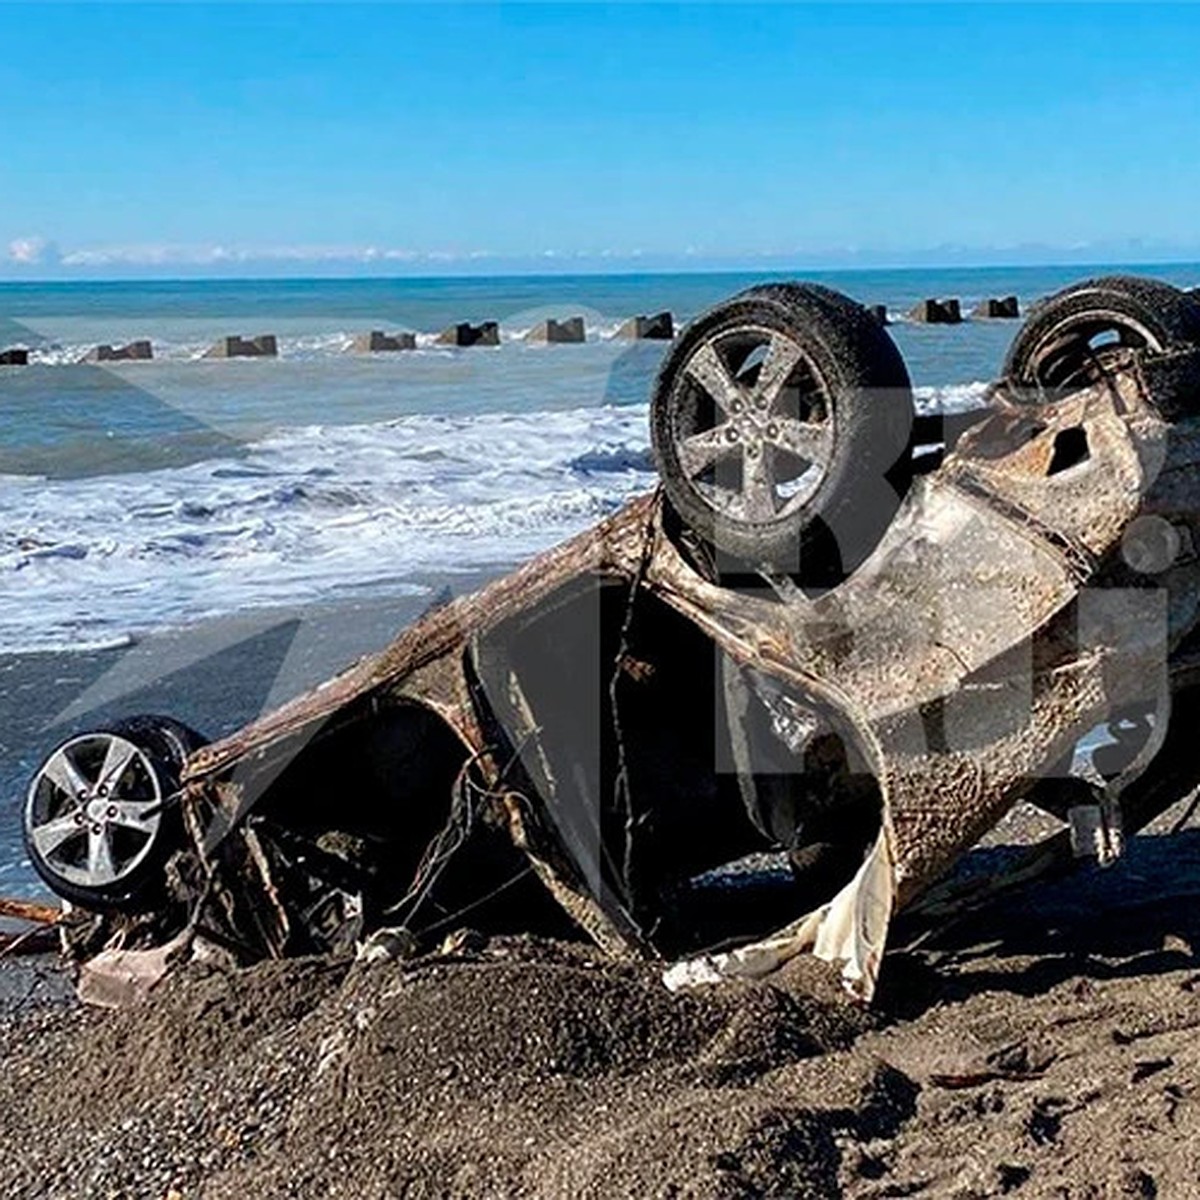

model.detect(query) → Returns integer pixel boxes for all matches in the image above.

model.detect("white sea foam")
[0,379,1000,653]
[19,322,637,366]
[28,333,372,365]
[913,381,991,413]
[2,632,137,657]
[0,405,657,652]
[593,319,628,341]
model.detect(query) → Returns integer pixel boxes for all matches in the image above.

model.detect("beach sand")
[0,811,1199,1196]
[4,571,1200,1196]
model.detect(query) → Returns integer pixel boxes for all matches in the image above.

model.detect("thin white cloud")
[26,236,1190,275]
[8,236,58,265]
[53,242,491,268]
[6,237,793,272]
[41,242,684,269]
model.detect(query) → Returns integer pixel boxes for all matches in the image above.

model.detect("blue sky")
[3,1,1200,276]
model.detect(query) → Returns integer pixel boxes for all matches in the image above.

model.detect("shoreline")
[0,568,506,895]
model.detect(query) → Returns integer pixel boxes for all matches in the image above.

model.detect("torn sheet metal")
[663,822,897,1001]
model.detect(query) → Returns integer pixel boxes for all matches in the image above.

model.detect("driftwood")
[0,898,60,925]
[0,897,61,960]
[0,926,59,958]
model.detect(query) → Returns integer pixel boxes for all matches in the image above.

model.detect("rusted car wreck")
[24,275,1200,1003]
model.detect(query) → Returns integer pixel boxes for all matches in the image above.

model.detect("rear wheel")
[24,715,205,908]
[1004,276,1200,399]
[650,283,913,580]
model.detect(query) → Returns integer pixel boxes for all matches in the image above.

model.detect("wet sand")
[5,573,1200,1195]
[0,569,502,894]
[2,813,1200,1197]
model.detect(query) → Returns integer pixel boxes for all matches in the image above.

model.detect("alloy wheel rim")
[25,733,163,890]
[669,325,836,524]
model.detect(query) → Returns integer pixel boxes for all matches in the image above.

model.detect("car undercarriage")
[23,275,1200,1005]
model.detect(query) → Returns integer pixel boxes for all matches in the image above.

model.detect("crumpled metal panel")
[169,358,1200,1001]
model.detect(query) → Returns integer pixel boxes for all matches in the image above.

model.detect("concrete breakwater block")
[525,317,585,344]
[435,321,500,348]
[908,298,962,325]
[203,335,279,359]
[866,304,890,326]
[0,347,29,365]
[972,296,1020,320]
[617,312,674,340]
[353,330,417,353]
[84,340,153,363]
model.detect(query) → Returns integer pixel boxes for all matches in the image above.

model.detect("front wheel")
[650,283,914,580]
[23,715,205,909]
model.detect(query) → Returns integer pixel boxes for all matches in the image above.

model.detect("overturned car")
[23,276,1200,1001]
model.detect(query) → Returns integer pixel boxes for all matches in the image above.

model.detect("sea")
[2,263,1197,892]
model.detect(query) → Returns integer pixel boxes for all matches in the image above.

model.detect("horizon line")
[4,254,1200,287]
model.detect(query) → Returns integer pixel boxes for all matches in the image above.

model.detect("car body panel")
[41,331,1200,1005]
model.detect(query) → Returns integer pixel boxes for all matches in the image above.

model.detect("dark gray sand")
[3,815,1200,1198]
[5,581,1200,1196]
[0,570,500,894]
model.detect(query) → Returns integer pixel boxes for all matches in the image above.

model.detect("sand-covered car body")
[29,278,1200,1002]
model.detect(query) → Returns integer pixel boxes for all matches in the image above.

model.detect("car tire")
[650,282,914,580]
[1003,275,1200,398]
[23,714,205,909]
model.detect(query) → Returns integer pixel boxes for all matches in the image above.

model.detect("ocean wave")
[0,405,657,652]
[17,321,638,366]
[1,632,137,657]
[913,381,991,413]
[1,375,999,652]
[569,446,657,474]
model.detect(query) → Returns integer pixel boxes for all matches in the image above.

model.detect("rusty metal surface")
[182,497,655,790]
[0,898,60,925]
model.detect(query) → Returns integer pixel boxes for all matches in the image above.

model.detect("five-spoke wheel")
[664,328,836,525]
[651,283,914,578]
[24,716,204,907]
